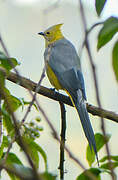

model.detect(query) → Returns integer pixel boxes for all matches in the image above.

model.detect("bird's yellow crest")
[38,24,64,47]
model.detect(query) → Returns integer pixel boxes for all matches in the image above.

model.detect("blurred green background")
[0,0,118,179]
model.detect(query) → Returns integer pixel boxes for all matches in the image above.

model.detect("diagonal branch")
[2,69,118,123]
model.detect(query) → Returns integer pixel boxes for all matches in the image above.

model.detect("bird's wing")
[56,68,86,101]
[44,38,81,72]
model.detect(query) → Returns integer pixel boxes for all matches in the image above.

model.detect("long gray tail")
[74,90,99,165]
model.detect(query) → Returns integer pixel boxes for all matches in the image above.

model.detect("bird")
[38,24,98,164]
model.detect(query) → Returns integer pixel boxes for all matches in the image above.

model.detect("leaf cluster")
[94,0,118,82]
[0,52,55,180]
[76,133,118,179]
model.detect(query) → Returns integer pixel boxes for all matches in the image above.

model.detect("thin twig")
[87,22,103,34]
[2,136,16,163]
[79,0,115,179]
[22,44,52,124]
[21,66,46,123]
[0,34,9,57]
[0,33,21,82]
[58,102,66,180]
[79,22,103,58]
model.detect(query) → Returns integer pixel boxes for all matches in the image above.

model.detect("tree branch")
[3,69,118,123]
[59,102,66,180]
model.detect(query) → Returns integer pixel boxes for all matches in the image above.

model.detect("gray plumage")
[44,38,98,163]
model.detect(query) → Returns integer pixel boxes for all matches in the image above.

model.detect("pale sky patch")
[12,0,118,18]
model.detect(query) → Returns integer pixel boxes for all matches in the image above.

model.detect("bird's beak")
[38,32,45,36]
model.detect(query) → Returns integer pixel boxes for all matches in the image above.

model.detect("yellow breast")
[46,63,63,90]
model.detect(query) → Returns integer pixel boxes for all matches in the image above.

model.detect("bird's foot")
[50,88,56,92]
[50,88,57,95]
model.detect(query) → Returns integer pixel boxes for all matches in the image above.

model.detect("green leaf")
[10,96,23,112]
[8,58,20,70]
[1,87,14,113]
[21,136,39,169]
[6,164,34,180]
[0,142,4,160]
[4,152,23,165]
[12,164,34,179]
[22,136,47,170]
[2,109,15,136]
[0,136,10,159]
[100,155,118,163]
[33,141,48,171]
[2,152,23,179]
[86,133,111,166]
[0,136,7,159]
[40,172,57,180]
[0,52,19,71]
[95,0,107,16]
[100,162,118,170]
[3,95,23,112]
[95,133,111,151]
[1,88,23,113]
[7,172,20,180]
[0,70,6,88]
[3,153,23,179]
[112,41,118,82]
[76,168,102,180]
[86,147,95,167]
[2,136,10,147]
[97,16,118,50]
[0,51,8,60]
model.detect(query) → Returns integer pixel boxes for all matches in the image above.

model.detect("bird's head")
[38,24,64,46]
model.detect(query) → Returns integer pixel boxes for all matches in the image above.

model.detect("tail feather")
[74,90,99,165]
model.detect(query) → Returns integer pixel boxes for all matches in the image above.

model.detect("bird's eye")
[46,32,50,34]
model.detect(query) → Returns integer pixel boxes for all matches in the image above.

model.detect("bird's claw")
[50,88,57,95]
[50,88,56,92]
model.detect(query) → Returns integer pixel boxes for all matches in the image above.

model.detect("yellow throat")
[38,24,64,90]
